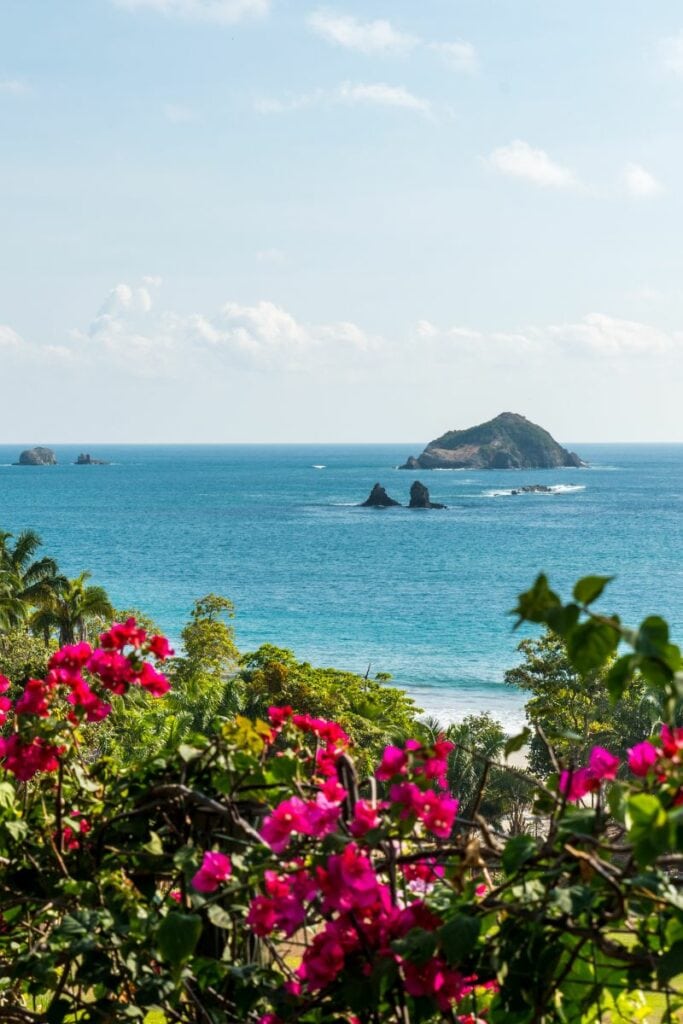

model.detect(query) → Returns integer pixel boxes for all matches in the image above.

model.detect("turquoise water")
[0,443,681,730]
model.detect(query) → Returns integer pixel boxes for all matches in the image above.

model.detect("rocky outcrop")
[360,484,401,508]
[400,413,585,471]
[75,453,109,465]
[16,447,57,466]
[511,484,553,495]
[409,481,446,509]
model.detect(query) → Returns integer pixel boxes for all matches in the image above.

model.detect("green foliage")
[505,630,655,775]
[0,626,52,683]
[239,644,422,773]
[30,571,114,645]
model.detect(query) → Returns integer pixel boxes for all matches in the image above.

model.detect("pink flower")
[588,746,620,781]
[99,618,146,651]
[136,661,170,697]
[0,735,63,781]
[306,793,341,838]
[148,635,174,660]
[15,679,51,718]
[191,851,232,893]
[0,675,10,693]
[628,740,659,777]
[389,781,423,818]
[376,745,408,781]
[261,797,312,852]
[660,725,683,759]
[350,799,383,837]
[418,791,459,838]
[268,705,293,728]
[87,649,133,694]
[559,766,598,802]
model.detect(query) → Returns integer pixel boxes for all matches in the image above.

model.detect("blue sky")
[1,0,682,442]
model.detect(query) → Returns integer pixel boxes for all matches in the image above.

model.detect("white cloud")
[660,32,683,76]
[255,82,432,118]
[0,79,28,95]
[622,162,662,198]
[338,81,432,116]
[0,325,25,349]
[429,41,478,73]
[111,0,269,24]
[308,10,416,55]
[488,140,578,189]
[164,103,196,123]
[416,313,682,361]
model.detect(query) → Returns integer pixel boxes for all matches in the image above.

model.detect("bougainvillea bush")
[0,577,681,1023]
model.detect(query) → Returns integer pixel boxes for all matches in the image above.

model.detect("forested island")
[401,412,585,470]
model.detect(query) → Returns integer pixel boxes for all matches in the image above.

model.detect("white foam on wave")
[312,464,326,469]
[484,484,586,497]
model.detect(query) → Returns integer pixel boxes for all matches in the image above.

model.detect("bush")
[0,576,681,1023]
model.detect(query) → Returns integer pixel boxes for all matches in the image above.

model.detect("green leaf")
[4,819,27,842]
[207,904,232,930]
[0,782,16,810]
[504,728,531,758]
[606,654,634,701]
[156,912,202,965]
[178,744,203,763]
[658,941,683,983]
[635,616,669,656]
[572,575,613,606]
[143,831,164,857]
[626,793,672,864]
[440,915,481,966]
[501,834,537,875]
[565,620,619,673]
[511,574,561,627]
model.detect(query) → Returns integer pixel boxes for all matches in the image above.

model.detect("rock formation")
[400,413,585,471]
[16,447,57,466]
[408,481,446,509]
[511,484,553,495]
[360,484,401,508]
[75,453,109,465]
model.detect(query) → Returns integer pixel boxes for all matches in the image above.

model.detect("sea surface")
[0,443,681,731]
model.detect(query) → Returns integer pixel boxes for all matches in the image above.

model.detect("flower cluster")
[376,737,459,839]
[191,851,233,893]
[267,706,350,779]
[559,746,620,802]
[0,619,173,781]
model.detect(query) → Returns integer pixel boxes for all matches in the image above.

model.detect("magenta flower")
[350,799,383,837]
[588,746,620,781]
[261,797,312,852]
[376,745,408,781]
[628,740,658,776]
[559,766,598,802]
[418,791,459,838]
[191,851,232,893]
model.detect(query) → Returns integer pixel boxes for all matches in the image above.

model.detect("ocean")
[0,443,681,731]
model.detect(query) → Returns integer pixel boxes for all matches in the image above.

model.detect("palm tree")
[31,572,114,645]
[0,531,62,629]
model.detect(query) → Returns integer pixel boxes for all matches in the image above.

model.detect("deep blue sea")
[0,444,681,730]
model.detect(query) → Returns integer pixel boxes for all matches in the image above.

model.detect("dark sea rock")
[511,484,554,495]
[409,481,446,509]
[400,412,586,471]
[360,483,401,508]
[16,447,57,466]
[75,453,109,465]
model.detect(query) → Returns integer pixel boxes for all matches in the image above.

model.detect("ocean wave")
[484,484,586,497]
[312,464,326,469]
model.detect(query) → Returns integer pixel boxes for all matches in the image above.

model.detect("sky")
[1,0,683,443]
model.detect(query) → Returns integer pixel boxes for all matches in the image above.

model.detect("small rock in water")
[408,481,446,509]
[16,447,57,466]
[360,483,401,508]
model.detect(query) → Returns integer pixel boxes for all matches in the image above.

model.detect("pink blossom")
[191,851,232,893]
[389,781,423,818]
[136,661,170,697]
[149,635,174,660]
[99,618,147,651]
[376,745,408,781]
[0,735,63,781]
[306,793,341,838]
[267,705,293,728]
[628,740,659,777]
[350,799,383,837]
[87,649,133,694]
[559,766,598,802]
[418,791,459,838]
[261,797,312,852]
[660,725,683,759]
[588,746,620,781]
[15,679,51,718]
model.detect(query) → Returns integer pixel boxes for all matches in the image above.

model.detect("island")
[75,453,110,465]
[400,412,585,470]
[16,447,57,466]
